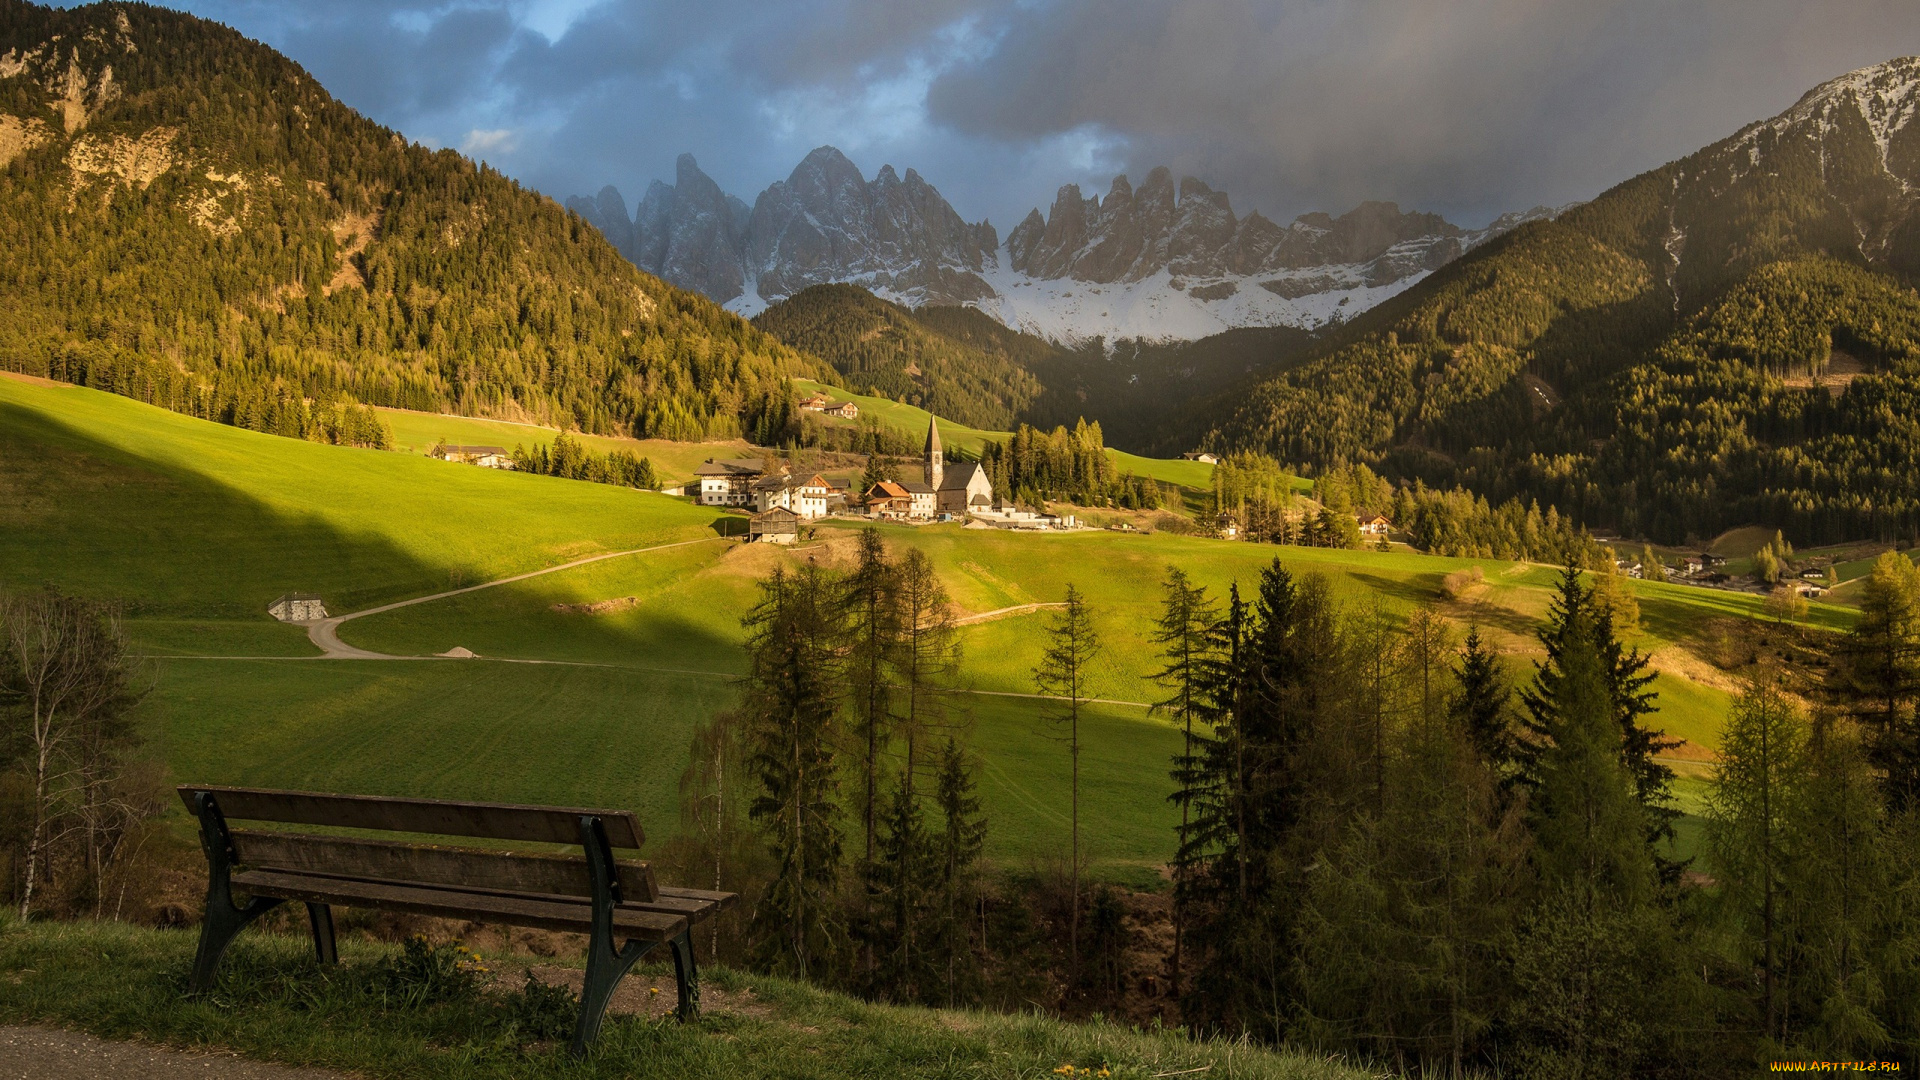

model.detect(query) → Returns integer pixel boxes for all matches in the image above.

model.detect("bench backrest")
[178,785,658,903]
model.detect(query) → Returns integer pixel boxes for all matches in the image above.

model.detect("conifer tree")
[1837,551,1920,810]
[1152,566,1219,995]
[1034,584,1100,972]
[839,529,898,977]
[1452,624,1515,774]
[840,530,897,878]
[1706,672,1808,1048]
[742,564,846,979]
[932,738,988,1006]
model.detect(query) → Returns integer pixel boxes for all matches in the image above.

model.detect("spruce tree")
[1452,624,1515,773]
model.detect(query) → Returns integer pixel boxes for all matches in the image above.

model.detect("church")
[925,417,993,516]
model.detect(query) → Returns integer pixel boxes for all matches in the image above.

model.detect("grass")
[1,373,724,616]
[376,406,743,488]
[1,375,1863,876]
[0,919,1368,1080]
[792,377,1219,491]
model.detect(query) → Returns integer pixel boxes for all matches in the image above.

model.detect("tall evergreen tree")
[932,738,988,1006]
[1452,624,1516,774]
[841,529,898,885]
[1152,566,1220,995]
[1837,551,1920,811]
[742,565,846,980]
[1034,583,1100,973]
[1520,565,1678,867]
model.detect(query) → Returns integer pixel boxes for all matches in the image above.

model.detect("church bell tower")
[925,416,944,490]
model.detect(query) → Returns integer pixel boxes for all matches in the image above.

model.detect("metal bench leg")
[306,903,338,965]
[188,792,284,993]
[570,814,654,1057]
[669,929,700,1021]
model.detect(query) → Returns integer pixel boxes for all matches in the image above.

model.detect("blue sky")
[133,0,1920,231]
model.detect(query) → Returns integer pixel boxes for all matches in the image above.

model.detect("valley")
[1,372,1852,881]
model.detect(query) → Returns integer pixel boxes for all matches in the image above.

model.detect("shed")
[749,507,802,544]
[268,593,328,623]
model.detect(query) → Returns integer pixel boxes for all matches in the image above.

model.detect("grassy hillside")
[0,920,1367,1080]
[0,0,824,443]
[1,375,1854,876]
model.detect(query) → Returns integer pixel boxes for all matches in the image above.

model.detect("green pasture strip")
[375,407,737,487]
[0,920,1365,1080]
[0,377,723,616]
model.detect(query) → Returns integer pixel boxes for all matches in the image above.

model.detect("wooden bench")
[178,785,736,1055]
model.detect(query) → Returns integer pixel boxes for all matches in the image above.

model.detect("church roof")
[925,416,942,456]
[937,460,983,490]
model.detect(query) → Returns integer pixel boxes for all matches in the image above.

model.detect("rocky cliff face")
[573,148,1547,342]
[571,147,996,309]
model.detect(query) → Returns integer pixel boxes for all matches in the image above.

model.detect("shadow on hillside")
[0,397,465,621]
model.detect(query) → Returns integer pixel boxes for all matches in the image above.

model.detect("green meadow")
[375,406,742,488]
[0,373,1852,877]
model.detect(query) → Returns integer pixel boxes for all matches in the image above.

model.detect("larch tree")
[1034,583,1100,973]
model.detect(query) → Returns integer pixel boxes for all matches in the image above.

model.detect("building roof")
[969,493,990,505]
[752,506,802,522]
[925,416,942,456]
[695,457,766,477]
[897,480,935,494]
[937,460,984,490]
[440,445,509,455]
[867,481,910,499]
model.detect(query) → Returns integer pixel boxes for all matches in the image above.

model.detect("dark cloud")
[110,0,1920,229]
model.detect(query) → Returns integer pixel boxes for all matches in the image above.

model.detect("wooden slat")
[230,830,659,903]
[231,870,686,940]
[658,884,740,913]
[178,785,642,848]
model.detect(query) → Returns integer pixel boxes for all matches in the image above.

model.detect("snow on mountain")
[572,148,1554,343]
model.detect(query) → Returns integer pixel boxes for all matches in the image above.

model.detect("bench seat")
[230,870,693,939]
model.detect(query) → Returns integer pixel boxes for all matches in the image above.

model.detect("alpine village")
[5,2,1920,1077]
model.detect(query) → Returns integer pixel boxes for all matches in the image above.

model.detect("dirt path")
[302,536,727,659]
[953,602,1065,626]
[0,1026,347,1079]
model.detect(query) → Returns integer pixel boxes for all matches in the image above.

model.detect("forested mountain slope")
[1200,57,1920,545]
[0,0,825,442]
[754,282,1317,450]
[750,283,1043,429]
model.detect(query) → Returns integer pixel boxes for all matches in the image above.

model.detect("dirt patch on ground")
[550,596,643,615]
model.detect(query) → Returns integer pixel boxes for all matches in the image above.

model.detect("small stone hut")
[268,593,328,622]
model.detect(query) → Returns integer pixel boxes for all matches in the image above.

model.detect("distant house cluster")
[699,416,1095,542]
[433,444,513,469]
[798,390,859,419]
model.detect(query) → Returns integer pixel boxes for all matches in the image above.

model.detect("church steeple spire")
[925,416,944,490]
